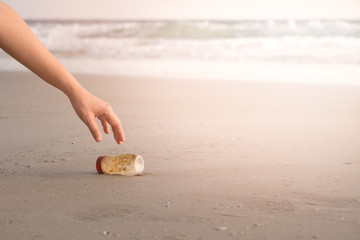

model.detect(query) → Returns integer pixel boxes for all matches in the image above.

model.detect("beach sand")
[0,71,359,239]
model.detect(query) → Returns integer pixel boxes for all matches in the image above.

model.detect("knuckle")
[83,115,91,125]
[103,102,112,111]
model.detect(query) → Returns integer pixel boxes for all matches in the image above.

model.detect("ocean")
[1,19,360,84]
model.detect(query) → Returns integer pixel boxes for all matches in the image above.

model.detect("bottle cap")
[96,156,104,174]
[134,155,145,173]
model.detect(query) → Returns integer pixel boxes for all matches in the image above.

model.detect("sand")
[0,71,359,240]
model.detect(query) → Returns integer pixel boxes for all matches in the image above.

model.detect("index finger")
[101,112,125,144]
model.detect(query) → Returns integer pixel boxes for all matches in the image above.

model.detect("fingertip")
[86,116,102,143]
[119,132,125,142]
[113,129,125,145]
[104,125,110,134]
[100,119,110,134]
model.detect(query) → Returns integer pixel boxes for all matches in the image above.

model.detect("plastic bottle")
[96,154,144,176]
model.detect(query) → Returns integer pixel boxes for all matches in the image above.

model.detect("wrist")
[63,77,86,101]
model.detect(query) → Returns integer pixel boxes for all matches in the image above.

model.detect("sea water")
[1,19,359,84]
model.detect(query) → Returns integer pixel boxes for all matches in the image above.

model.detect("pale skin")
[0,2,125,144]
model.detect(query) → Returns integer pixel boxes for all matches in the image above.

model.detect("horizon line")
[24,18,360,22]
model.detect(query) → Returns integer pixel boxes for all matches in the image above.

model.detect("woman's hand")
[68,88,125,144]
[0,1,125,144]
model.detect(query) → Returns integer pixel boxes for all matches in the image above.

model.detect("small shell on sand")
[216,226,227,231]
[163,201,171,207]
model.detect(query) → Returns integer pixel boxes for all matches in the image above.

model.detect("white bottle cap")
[134,155,145,173]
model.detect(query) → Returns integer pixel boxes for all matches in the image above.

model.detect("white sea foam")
[1,20,360,84]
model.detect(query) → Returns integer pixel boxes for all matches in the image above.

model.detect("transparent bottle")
[96,154,144,176]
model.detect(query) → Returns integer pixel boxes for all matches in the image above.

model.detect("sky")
[3,0,360,20]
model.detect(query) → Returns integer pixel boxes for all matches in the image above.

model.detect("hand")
[0,2,125,144]
[69,88,125,144]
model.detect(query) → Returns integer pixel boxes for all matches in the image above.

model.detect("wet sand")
[0,71,359,240]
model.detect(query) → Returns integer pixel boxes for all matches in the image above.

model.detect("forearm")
[0,2,83,98]
[0,2,125,144]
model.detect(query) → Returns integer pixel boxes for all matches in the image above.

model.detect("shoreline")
[1,58,360,86]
